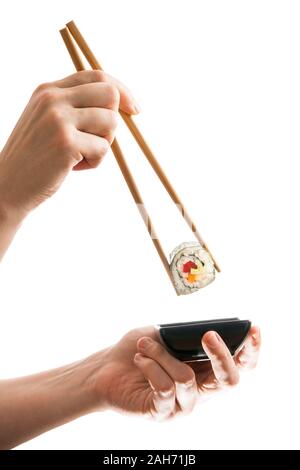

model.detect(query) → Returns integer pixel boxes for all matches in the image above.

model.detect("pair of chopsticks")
[59,21,220,293]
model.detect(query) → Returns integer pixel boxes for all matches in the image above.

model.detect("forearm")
[0,352,105,449]
[0,202,23,261]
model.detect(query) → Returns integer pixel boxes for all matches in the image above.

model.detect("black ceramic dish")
[158,318,251,362]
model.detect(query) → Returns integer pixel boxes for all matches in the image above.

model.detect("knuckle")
[86,141,109,168]
[91,69,106,82]
[156,383,175,398]
[237,356,248,369]
[100,140,110,157]
[216,350,231,364]
[102,110,118,138]
[124,328,142,342]
[176,368,196,387]
[110,110,118,129]
[105,132,115,145]
[34,82,51,95]
[87,157,102,169]
[151,410,173,422]
[46,106,64,126]
[228,373,240,387]
[56,125,74,151]
[222,372,239,388]
[151,340,164,356]
[103,83,120,108]
[36,87,60,107]
[248,361,258,370]
[180,400,197,416]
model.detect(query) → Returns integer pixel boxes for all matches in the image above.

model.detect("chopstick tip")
[66,20,75,28]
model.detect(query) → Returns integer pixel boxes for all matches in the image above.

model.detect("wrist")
[0,185,25,232]
[0,200,24,229]
[80,348,111,412]
[53,349,110,416]
[0,154,28,228]
[0,190,25,261]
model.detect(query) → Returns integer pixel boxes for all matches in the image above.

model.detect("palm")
[97,327,158,415]
[96,326,225,416]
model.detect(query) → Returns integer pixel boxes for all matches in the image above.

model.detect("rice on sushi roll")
[169,242,215,295]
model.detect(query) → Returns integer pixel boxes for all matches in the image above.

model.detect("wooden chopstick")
[60,28,85,72]
[59,27,176,292]
[65,20,220,273]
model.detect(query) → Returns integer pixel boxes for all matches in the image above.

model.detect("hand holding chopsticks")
[60,21,220,295]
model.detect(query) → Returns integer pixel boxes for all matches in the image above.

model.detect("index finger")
[134,353,176,419]
[52,70,140,115]
[202,331,240,387]
[137,337,197,414]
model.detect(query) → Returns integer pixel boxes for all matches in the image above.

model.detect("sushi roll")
[169,242,215,295]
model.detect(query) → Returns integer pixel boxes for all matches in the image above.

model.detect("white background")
[0,0,299,450]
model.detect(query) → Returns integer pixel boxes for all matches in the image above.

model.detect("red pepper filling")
[182,260,197,273]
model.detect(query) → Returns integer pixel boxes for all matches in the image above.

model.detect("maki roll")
[169,242,215,295]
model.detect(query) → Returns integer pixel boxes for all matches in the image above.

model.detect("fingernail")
[252,331,260,343]
[134,353,143,362]
[138,337,152,350]
[252,328,260,341]
[205,331,221,349]
[131,102,141,114]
